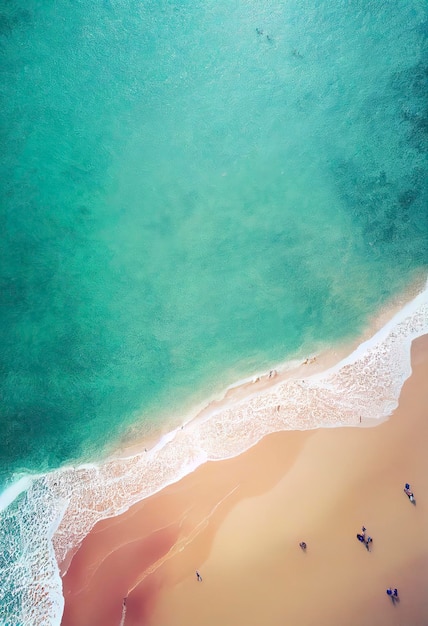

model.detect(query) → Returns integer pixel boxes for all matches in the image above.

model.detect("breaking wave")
[0,284,427,626]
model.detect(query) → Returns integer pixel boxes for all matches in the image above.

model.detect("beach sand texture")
[61,335,428,626]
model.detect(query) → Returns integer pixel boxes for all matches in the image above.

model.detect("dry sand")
[60,335,428,626]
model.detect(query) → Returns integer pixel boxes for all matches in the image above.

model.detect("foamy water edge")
[0,282,426,626]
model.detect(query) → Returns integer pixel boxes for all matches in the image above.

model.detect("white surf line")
[52,284,428,582]
[0,476,34,512]
[14,281,426,626]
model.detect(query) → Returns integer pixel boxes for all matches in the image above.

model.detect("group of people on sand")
[357,483,416,602]
[297,483,416,604]
[356,525,373,551]
[386,587,399,602]
[191,483,416,611]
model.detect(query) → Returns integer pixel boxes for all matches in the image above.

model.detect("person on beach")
[404,483,415,501]
[196,570,202,582]
[386,588,399,602]
[365,536,372,551]
[299,541,307,550]
[356,533,365,543]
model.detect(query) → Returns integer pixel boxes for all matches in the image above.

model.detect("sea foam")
[0,477,34,514]
[0,284,427,626]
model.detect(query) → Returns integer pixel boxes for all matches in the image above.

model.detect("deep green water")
[1,0,427,486]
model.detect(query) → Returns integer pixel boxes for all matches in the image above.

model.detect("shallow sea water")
[0,0,427,623]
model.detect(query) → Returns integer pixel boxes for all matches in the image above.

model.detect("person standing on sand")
[299,541,307,550]
[357,526,366,543]
[196,570,202,582]
[386,588,399,602]
[404,483,415,501]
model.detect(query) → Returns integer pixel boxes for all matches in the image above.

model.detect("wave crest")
[0,285,427,625]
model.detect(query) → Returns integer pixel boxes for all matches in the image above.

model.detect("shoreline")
[53,278,427,575]
[109,270,427,461]
[1,271,425,498]
[0,276,426,626]
[60,333,428,626]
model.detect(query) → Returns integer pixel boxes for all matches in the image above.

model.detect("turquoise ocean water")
[1,0,426,489]
[0,1,427,621]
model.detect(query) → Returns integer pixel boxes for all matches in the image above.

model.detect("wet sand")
[60,334,428,626]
